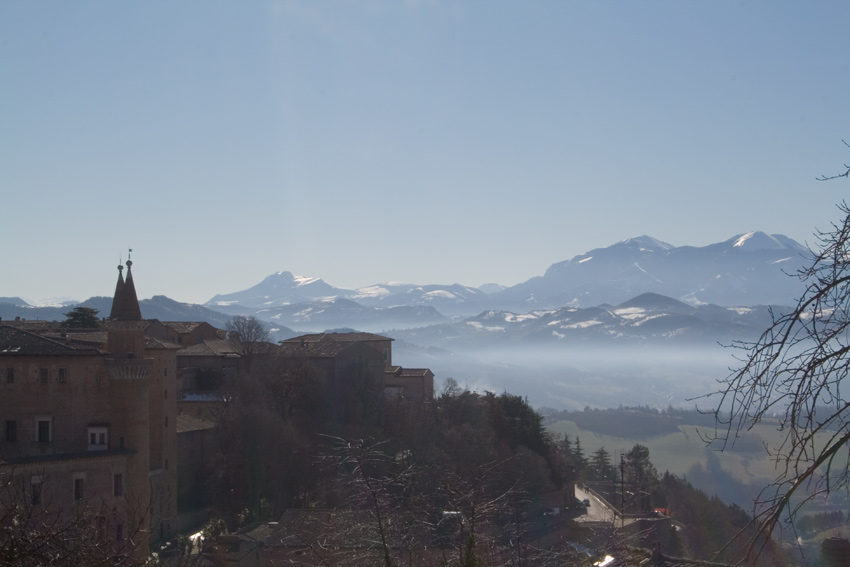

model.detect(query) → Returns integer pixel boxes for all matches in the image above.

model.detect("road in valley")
[574,486,618,525]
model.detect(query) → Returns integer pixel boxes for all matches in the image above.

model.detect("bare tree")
[317,436,423,567]
[0,468,149,566]
[708,155,850,560]
[225,315,270,371]
[816,139,850,181]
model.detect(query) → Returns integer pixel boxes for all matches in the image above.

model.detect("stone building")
[277,332,434,401]
[0,260,178,558]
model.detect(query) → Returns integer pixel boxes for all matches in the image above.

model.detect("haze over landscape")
[0,230,813,410]
[4,5,850,562]
[2,1,849,305]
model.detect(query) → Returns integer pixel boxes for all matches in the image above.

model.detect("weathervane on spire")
[127,248,133,268]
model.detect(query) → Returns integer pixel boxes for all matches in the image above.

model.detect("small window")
[39,368,48,384]
[116,523,123,541]
[5,368,13,384]
[31,477,43,506]
[36,418,51,443]
[87,427,108,451]
[164,416,168,428]
[5,420,17,442]
[58,368,67,383]
[113,473,123,497]
[74,477,85,501]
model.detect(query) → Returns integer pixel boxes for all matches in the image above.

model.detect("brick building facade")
[0,261,178,559]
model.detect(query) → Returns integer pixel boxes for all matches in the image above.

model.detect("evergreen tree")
[61,306,100,328]
[572,436,586,474]
[559,433,572,457]
[589,446,613,481]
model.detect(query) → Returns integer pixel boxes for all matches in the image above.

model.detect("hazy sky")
[2,1,849,305]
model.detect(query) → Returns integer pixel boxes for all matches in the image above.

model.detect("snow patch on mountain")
[466,321,505,332]
[614,307,646,320]
[631,313,668,326]
[353,286,391,298]
[562,320,602,329]
[424,290,457,300]
[734,232,757,247]
[293,275,320,286]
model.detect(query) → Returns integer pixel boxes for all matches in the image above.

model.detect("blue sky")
[2,1,848,305]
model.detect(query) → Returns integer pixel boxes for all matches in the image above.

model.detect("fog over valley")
[2,232,792,411]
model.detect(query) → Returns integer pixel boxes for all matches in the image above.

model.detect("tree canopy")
[61,306,100,328]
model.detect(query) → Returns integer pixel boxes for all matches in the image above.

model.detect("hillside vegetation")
[195,363,791,566]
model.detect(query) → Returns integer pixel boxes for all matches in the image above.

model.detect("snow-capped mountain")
[206,271,348,308]
[252,297,449,333]
[201,232,809,331]
[390,292,778,352]
[350,283,489,316]
[494,232,808,309]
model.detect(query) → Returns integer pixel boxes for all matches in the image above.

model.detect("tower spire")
[109,250,142,321]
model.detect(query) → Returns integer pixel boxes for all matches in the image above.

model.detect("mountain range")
[1,232,809,348]
[203,231,808,325]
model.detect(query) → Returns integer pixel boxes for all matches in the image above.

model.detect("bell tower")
[106,254,153,555]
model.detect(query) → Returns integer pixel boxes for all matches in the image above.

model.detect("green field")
[547,418,845,496]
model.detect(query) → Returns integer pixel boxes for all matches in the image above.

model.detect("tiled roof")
[0,320,63,334]
[164,321,212,333]
[0,326,102,356]
[386,367,432,377]
[282,332,393,344]
[145,336,182,350]
[177,339,241,357]
[275,339,349,359]
[43,330,107,348]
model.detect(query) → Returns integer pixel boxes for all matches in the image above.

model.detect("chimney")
[822,537,850,567]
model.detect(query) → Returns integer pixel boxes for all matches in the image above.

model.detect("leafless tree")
[225,315,270,371]
[816,139,850,181]
[0,468,149,566]
[707,155,850,560]
[317,436,423,567]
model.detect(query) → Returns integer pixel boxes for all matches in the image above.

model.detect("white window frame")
[87,426,109,451]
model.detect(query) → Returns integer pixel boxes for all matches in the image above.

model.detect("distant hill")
[203,233,809,326]
[206,271,346,308]
[0,295,254,333]
[494,232,808,310]
[390,293,780,352]
[253,297,449,333]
